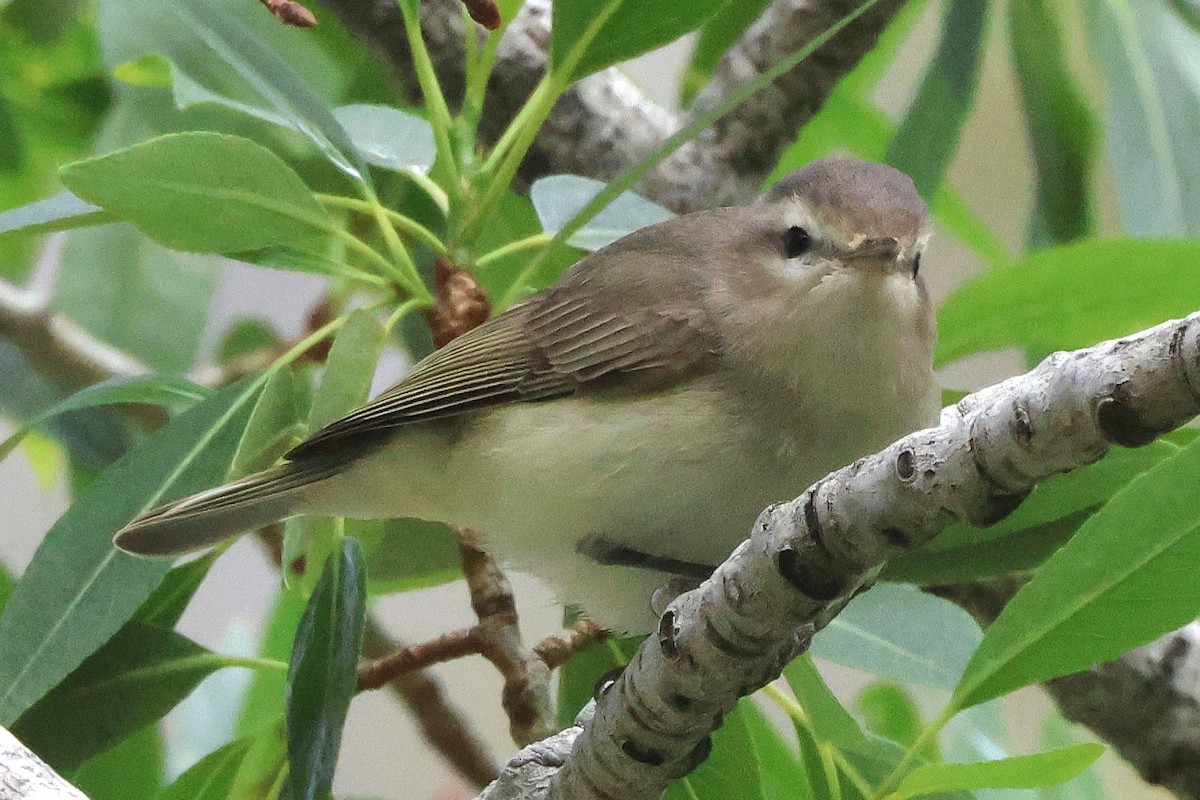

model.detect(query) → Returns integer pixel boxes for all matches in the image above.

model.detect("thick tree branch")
[315,0,902,209]
[476,312,1200,800]
[0,725,90,800]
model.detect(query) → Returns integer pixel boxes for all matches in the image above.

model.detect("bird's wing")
[286,256,720,462]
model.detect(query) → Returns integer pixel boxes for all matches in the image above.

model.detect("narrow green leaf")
[157,734,256,800]
[350,518,460,595]
[894,744,1105,798]
[857,682,924,752]
[839,735,973,800]
[55,217,218,374]
[0,376,208,463]
[134,553,219,630]
[218,318,281,367]
[284,538,367,800]
[953,439,1200,709]
[530,174,673,251]
[168,0,368,184]
[11,621,220,771]
[307,309,384,432]
[231,367,307,477]
[665,699,768,800]
[680,0,772,105]
[782,655,864,748]
[60,132,332,254]
[237,591,306,737]
[0,564,13,616]
[230,720,288,800]
[1085,0,1200,234]
[0,190,112,240]
[937,239,1200,366]
[333,104,436,174]
[886,0,988,196]
[0,378,261,725]
[1009,0,1097,247]
[71,725,165,800]
[810,584,981,689]
[555,633,639,730]
[885,440,1180,584]
[741,701,811,800]
[552,0,732,82]
[1039,715,1107,800]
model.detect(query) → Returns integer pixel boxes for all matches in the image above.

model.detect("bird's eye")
[912,252,922,278]
[783,226,811,258]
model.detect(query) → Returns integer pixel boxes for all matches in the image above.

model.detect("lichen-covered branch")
[477,312,1200,800]
[315,0,902,209]
[0,725,90,800]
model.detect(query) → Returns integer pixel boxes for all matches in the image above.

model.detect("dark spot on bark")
[658,611,678,660]
[777,547,846,601]
[1097,394,1159,447]
[895,448,917,481]
[620,738,665,766]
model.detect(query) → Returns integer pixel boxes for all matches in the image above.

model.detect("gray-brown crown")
[767,157,928,242]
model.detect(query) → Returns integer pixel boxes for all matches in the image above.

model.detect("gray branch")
[315,0,903,210]
[0,725,90,800]
[476,311,1200,800]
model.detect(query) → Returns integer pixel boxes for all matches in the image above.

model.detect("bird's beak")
[847,236,903,271]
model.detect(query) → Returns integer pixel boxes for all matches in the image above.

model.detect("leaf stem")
[871,702,957,799]
[461,1,626,244]
[496,0,883,309]
[385,296,433,335]
[317,194,447,255]
[474,231,553,268]
[397,0,464,206]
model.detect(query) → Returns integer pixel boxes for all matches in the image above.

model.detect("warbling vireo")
[114,156,939,632]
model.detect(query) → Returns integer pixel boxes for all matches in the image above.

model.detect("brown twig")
[532,620,608,671]
[258,0,318,27]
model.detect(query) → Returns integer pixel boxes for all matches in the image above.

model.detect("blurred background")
[0,1,1176,798]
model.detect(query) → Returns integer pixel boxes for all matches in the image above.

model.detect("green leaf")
[885,441,1180,584]
[1039,715,1107,800]
[1085,1,1200,234]
[530,175,673,251]
[134,552,219,630]
[937,238,1200,366]
[810,584,981,689]
[953,438,1200,709]
[11,621,221,771]
[552,0,732,82]
[1008,0,1097,247]
[680,0,772,105]
[55,223,218,373]
[165,0,367,183]
[0,563,13,616]
[284,538,367,800]
[556,633,640,729]
[857,682,925,752]
[218,318,281,366]
[350,518,460,595]
[839,735,973,800]
[0,189,112,240]
[157,733,256,800]
[665,699,768,800]
[60,132,332,253]
[0,378,261,725]
[307,309,384,432]
[71,725,165,800]
[0,375,208,463]
[741,701,811,800]
[232,367,308,477]
[782,655,864,748]
[237,591,306,736]
[894,744,1105,798]
[333,104,436,174]
[886,0,988,197]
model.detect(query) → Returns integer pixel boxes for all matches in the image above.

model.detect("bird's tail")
[113,462,336,557]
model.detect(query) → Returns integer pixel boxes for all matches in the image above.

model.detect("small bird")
[115,157,939,632]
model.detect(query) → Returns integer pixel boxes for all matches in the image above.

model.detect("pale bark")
[0,725,90,800]
[477,312,1200,800]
